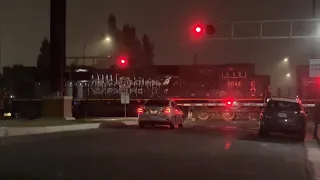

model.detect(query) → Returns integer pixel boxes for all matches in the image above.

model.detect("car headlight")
[3,112,11,117]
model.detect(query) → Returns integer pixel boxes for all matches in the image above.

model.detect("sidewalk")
[0,117,139,137]
[306,122,320,140]
[0,123,101,137]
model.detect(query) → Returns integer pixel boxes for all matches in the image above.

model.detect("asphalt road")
[0,123,319,180]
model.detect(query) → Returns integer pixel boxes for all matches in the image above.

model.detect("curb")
[0,120,140,137]
[99,120,139,128]
[99,121,127,128]
[90,117,138,121]
[0,123,100,137]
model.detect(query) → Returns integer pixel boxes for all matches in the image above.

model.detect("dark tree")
[108,14,155,68]
[36,37,50,82]
[142,34,155,66]
[128,26,137,45]
[108,14,117,32]
[122,24,131,46]
[107,13,122,58]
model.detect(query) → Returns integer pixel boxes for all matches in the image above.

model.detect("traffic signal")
[195,27,201,33]
[120,59,126,64]
[205,24,216,35]
[195,25,202,33]
[192,23,216,36]
[117,55,129,68]
[192,24,204,36]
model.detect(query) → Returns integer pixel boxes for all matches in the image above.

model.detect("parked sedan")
[137,99,184,129]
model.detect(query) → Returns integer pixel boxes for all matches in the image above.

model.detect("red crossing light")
[117,55,128,68]
[120,59,126,64]
[195,26,202,33]
[192,23,216,36]
[224,98,235,106]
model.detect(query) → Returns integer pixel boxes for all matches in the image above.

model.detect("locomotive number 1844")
[228,81,241,87]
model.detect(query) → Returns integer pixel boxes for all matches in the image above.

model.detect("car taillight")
[137,108,145,114]
[162,107,171,114]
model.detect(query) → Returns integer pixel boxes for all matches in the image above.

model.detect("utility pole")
[0,24,2,71]
[312,0,317,59]
[82,43,87,66]
[50,0,66,96]
[313,0,317,18]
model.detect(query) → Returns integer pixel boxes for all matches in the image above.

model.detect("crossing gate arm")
[178,103,316,107]
[177,103,266,107]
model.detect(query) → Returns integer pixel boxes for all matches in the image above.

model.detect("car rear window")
[266,100,301,112]
[144,100,170,106]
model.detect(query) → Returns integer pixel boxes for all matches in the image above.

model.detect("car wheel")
[170,117,176,129]
[178,118,184,128]
[258,127,269,137]
[169,123,175,129]
[139,123,145,128]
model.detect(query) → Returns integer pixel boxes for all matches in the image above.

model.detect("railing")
[208,18,320,40]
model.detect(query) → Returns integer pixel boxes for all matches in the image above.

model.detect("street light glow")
[284,57,288,62]
[286,73,291,77]
[105,36,111,42]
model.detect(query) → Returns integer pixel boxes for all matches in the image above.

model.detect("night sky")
[0,0,319,93]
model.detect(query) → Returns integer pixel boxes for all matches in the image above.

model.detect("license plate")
[278,113,287,118]
[150,110,158,114]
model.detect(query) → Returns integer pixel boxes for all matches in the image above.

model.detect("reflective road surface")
[0,122,319,180]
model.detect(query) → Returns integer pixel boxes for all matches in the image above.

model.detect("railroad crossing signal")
[195,26,202,33]
[193,24,216,36]
[117,55,129,68]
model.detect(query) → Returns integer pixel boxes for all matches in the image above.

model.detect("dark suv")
[259,97,307,140]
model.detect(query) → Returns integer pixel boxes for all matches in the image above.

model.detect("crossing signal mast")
[191,22,216,64]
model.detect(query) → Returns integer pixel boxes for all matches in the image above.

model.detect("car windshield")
[266,100,301,112]
[144,100,170,106]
